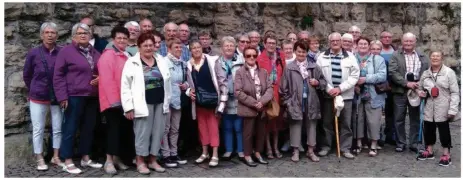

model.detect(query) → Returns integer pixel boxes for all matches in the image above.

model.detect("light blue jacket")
[358,54,387,108]
[166,54,188,110]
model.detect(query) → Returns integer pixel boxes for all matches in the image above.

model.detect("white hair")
[163,22,178,33]
[370,40,383,49]
[221,36,236,46]
[40,22,58,35]
[341,33,354,41]
[235,32,249,41]
[71,23,90,36]
[298,30,310,37]
[328,32,342,41]
[402,32,417,40]
[349,25,361,32]
[124,21,140,30]
[247,30,260,37]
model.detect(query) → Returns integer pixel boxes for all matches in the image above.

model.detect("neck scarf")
[296,59,310,79]
[247,64,261,100]
[168,53,182,65]
[78,45,94,71]
[308,51,318,62]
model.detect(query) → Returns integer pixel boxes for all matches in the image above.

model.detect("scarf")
[78,45,94,71]
[296,60,310,79]
[168,53,182,65]
[247,64,261,100]
[308,51,318,63]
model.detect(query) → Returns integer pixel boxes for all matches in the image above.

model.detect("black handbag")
[39,48,59,105]
[191,57,218,108]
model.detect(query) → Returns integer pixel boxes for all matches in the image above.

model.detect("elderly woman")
[121,33,172,174]
[106,21,141,56]
[97,26,132,174]
[256,34,285,159]
[235,33,250,58]
[53,23,102,174]
[286,32,297,44]
[282,40,296,65]
[217,36,245,161]
[185,41,228,167]
[352,37,387,157]
[279,40,326,162]
[235,47,273,167]
[417,51,459,167]
[307,35,321,63]
[160,38,189,168]
[341,33,354,53]
[23,22,64,171]
[370,40,387,149]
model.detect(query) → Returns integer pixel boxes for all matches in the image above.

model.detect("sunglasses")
[240,40,250,44]
[245,54,258,58]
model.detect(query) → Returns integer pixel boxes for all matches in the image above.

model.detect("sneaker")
[171,155,187,165]
[439,155,451,167]
[342,152,355,159]
[36,159,48,171]
[80,159,103,168]
[161,157,178,168]
[417,150,435,160]
[318,148,330,157]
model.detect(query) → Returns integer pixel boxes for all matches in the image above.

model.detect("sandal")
[63,163,82,174]
[266,151,274,159]
[148,163,165,173]
[50,157,65,168]
[137,163,151,174]
[36,159,48,171]
[274,150,283,158]
[291,151,300,162]
[195,154,210,164]
[104,162,117,175]
[307,152,320,162]
[209,157,219,167]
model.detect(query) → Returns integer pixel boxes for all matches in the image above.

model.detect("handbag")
[266,98,280,120]
[191,57,218,108]
[39,48,59,105]
[372,55,391,94]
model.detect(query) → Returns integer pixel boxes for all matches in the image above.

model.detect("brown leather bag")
[266,98,280,120]
[372,55,391,94]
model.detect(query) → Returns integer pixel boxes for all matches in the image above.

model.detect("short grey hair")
[370,40,383,49]
[235,33,249,41]
[402,32,417,40]
[341,33,354,41]
[71,23,90,37]
[163,22,178,33]
[247,30,260,37]
[124,21,140,30]
[298,30,310,37]
[40,22,58,35]
[220,36,236,46]
[349,25,361,32]
[328,32,342,41]
[282,39,293,46]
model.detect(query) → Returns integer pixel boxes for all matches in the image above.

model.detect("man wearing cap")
[316,32,359,159]
[388,32,429,153]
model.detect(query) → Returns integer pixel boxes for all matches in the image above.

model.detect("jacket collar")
[287,59,316,71]
[41,43,60,54]
[323,48,349,57]
[398,48,425,57]
[244,62,260,70]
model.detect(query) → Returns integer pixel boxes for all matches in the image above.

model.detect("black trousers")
[424,120,452,149]
[104,107,135,159]
[178,104,200,157]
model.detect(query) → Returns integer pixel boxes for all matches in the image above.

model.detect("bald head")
[163,22,178,40]
[348,25,361,41]
[140,19,153,33]
[402,32,417,52]
[80,17,95,34]
[178,23,190,43]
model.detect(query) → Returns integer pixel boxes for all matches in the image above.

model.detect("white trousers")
[30,101,63,154]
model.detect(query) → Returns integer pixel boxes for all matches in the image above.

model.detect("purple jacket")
[23,44,62,101]
[53,42,101,102]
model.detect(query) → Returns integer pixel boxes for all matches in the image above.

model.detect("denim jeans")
[222,114,243,153]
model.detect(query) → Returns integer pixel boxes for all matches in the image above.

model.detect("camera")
[406,72,415,81]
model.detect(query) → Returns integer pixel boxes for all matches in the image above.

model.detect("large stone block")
[5,3,25,20]
[4,45,28,67]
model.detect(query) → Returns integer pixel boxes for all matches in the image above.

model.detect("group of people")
[23,16,460,175]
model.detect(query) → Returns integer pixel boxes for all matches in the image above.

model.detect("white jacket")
[316,49,359,100]
[121,52,172,118]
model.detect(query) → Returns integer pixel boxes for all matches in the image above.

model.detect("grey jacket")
[388,49,430,94]
[279,60,327,121]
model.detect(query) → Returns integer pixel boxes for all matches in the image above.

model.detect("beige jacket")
[419,65,460,122]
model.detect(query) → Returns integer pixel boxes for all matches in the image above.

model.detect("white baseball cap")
[407,89,421,107]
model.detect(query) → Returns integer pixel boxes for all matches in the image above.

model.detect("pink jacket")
[97,48,129,112]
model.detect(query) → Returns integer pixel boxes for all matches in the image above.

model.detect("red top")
[256,49,285,103]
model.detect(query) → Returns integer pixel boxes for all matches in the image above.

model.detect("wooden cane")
[334,99,341,162]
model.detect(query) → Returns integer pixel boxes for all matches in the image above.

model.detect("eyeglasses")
[245,54,258,58]
[330,40,341,43]
[239,40,250,44]
[76,32,89,36]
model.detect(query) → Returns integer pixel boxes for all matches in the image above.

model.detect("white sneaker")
[81,159,103,168]
[36,159,48,171]
[281,141,290,152]
[63,163,82,174]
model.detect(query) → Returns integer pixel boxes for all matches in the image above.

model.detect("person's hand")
[125,110,134,120]
[90,75,99,86]
[190,89,196,101]
[407,82,417,89]
[309,78,319,86]
[329,87,341,97]
[418,90,427,98]
[60,100,68,110]
[179,83,188,91]
[355,86,361,94]
[255,102,263,110]
[357,77,366,85]
[447,114,455,120]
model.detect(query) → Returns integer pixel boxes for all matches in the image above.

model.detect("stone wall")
[3,2,461,163]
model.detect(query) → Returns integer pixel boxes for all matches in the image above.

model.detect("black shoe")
[171,155,187,165]
[439,155,451,167]
[244,158,257,167]
[161,157,178,168]
[238,156,245,163]
[221,152,233,161]
[395,146,404,152]
[417,150,435,161]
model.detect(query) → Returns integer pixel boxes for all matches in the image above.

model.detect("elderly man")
[105,21,140,56]
[159,22,191,61]
[248,31,262,55]
[139,18,153,33]
[80,17,108,53]
[380,31,397,146]
[388,32,429,153]
[348,26,361,52]
[341,33,354,52]
[198,30,220,56]
[316,32,359,159]
[297,31,310,42]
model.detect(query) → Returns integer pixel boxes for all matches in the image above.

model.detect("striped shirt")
[330,51,343,87]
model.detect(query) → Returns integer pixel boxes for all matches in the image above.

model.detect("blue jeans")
[222,114,243,153]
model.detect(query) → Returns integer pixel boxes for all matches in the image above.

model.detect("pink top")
[97,48,129,112]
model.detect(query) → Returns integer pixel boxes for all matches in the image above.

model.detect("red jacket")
[97,48,129,112]
[256,49,285,103]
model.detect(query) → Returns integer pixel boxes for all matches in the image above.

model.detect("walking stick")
[334,99,341,162]
[416,99,425,159]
